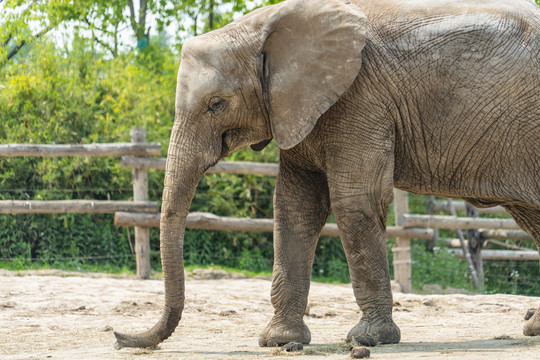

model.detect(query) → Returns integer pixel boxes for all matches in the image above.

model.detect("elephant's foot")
[259,318,311,347]
[523,308,540,336]
[346,316,400,346]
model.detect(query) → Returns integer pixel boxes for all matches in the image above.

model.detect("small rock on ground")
[281,342,303,352]
[351,347,370,358]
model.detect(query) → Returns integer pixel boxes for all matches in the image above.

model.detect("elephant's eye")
[207,96,225,114]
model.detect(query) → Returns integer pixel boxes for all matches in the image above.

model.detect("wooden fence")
[1,128,537,291]
[0,129,161,279]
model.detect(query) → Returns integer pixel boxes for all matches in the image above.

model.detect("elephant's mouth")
[221,129,237,158]
[221,131,230,158]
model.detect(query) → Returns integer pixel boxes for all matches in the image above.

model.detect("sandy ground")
[1,269,539,360]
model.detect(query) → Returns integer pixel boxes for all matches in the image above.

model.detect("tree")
[0,0,288,63]
[1,0,279,63]
[178,0,284,36]
[1,0,172,61]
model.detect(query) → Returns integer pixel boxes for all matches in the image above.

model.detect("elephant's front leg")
[328,170,401,345]
[259,158,330,347]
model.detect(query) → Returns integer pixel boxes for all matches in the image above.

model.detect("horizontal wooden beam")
[480,229,532,241]
[0,200,158,214]
[430,200,507,215]
[386,226,434,240]
[448,249,539,261]
[0,143,161,157]
[442,238,470,248]
[114,211,434,240]
[402,214,520,230]
[121,157,166,170]
[120,157,280,177]
[442,238,533,250]
[207,161,279,177]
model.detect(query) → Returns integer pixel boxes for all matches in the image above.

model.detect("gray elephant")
[114,0,540,349]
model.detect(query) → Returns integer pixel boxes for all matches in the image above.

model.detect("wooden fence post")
[392,189,412,293]
[466,202,484,289]
[131,128,151,279]
[425,195,438,252]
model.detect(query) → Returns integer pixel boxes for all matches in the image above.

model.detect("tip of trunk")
[113,305,182,349]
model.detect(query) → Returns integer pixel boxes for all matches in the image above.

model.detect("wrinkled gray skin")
[114,0,540,349]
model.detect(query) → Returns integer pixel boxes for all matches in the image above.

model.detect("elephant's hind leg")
[503,204,540,336]
[259,157,331,347]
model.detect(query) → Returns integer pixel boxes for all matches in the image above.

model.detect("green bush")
[0,213,134,271]
[411,240,470,290]
[0,37,175,269]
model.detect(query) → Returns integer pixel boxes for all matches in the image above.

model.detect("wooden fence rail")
[114,211,434,240]
[448,249,538,261]
[480,229,531,241]
[121,156,280,176]
[402,214,520,230]
[0,200,157,214]
[443,238,533,249]
[430,200,507,215]
[0,143,161,157]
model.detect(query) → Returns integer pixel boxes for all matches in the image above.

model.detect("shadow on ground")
[372,337,540,354]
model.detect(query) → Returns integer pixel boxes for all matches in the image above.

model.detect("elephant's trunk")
[114,122,207,349]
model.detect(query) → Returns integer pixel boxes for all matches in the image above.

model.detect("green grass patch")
[0,259,135,275]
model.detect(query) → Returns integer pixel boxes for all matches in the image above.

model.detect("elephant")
[113,0,540,349]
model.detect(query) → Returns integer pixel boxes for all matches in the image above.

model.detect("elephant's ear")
[261,0,367,149]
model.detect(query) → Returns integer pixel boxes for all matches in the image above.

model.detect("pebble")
[351,346,370,358]
[281,342,303,352]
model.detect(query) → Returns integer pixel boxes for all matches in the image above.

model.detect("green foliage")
[411,240,470,290]
[313,236,349,283]
[1,0,164,59]
[0,33,178,200]
[175,0,249,36]
[0,34,177,269]
[483,261,540,296]
[0,213,135,270]
[0,0,277,61]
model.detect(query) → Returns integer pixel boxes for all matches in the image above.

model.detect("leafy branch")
[4,25,51,63]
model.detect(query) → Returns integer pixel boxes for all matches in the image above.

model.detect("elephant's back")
[356,0,540,101]
[354,0,540,202]
[355,0,539,46]
[355,0,540,52]
[354,0,540,21]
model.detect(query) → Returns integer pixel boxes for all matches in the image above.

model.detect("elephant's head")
[114,0,366,349]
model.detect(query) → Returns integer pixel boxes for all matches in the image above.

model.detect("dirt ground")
[1,269,539,360]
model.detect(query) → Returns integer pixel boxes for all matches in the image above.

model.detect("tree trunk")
[128,0,149,49]
[208,0,215,30]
